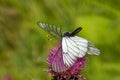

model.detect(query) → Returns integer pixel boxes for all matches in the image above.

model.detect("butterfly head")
[62,32,71,37]
[62,27,82,37]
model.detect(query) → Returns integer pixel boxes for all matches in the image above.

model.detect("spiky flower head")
[47,42,86,80]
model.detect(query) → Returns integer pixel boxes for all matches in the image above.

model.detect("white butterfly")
[61,28,100,67]
[38,22,100,70]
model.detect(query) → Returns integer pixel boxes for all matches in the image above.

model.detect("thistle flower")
[47,42,86,80]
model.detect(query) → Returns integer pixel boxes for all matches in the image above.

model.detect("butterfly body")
[38,22,100,72]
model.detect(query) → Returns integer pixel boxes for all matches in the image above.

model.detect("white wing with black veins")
[62,36,100,67]
[37,22,62,39]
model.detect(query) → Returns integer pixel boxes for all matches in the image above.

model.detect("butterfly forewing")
[62,36,89,67]
[37,22,62,39]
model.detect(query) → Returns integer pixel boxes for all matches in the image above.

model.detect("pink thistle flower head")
[47,42,86,80]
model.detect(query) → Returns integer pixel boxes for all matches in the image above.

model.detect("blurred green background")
[0,0,120,80]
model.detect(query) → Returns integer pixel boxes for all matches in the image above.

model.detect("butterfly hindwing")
[87,41,100,55]
[37,22,62,39]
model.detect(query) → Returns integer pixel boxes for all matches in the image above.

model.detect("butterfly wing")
[62,36,88,67]
[62,36,100,67]
[87,41,100,55]
[37,22,62,39]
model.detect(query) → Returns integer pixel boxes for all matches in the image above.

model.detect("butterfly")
[37,22,100,68]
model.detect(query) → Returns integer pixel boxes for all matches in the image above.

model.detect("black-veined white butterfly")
[37,22,100,68]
